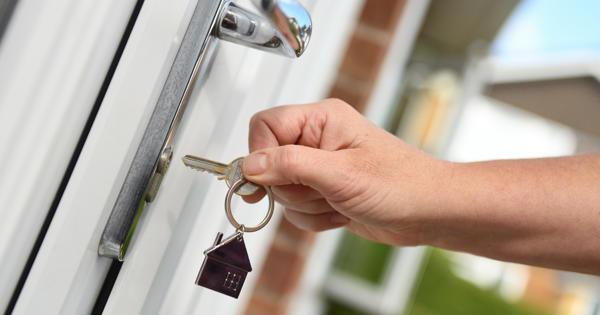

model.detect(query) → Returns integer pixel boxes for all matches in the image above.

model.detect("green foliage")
[326,240,552,315]
[408,249,550,315]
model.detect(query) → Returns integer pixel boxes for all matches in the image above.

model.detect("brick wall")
[330,0,407,113]
[244,1,407,314]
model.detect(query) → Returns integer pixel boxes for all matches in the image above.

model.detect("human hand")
[238,98,600,273]
[242,99,450,246]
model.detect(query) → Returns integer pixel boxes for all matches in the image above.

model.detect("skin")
[241,98,600,275]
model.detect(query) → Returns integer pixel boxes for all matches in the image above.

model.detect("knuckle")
[324,98,349,110]
[326,98,354,112]
[248,111,264,129]
[323,98,362,126]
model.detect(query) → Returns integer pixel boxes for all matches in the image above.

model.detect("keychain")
[195,178,274,298]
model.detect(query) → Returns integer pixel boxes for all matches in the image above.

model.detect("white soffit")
[483,52,600,84]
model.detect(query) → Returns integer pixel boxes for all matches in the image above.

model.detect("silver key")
[182,155,260,196]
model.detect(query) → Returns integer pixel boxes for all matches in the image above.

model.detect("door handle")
[218,0,312,58]
[98,0,312,260]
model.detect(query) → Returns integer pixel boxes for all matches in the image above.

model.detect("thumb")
[242,145,351,196]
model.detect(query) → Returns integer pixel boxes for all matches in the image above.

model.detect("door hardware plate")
[98,0,228,261]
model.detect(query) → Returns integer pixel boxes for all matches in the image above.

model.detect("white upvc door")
[0,0,139,311]
[8,0,363,314]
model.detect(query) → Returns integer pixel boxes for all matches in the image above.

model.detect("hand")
[241,99,600,274]
[242,99,449,246]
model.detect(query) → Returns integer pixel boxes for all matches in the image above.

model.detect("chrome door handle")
[98,0,313,261]
[218,0,312,58]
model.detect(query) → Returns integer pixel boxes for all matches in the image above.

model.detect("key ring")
[225,178,274,232]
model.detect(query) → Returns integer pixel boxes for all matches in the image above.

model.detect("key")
[182,155,260,196]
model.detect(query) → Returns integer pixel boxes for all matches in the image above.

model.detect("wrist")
[413,158,461,247]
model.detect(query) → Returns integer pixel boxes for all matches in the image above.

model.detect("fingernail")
[330,213,350,224]
[244,153,267,175]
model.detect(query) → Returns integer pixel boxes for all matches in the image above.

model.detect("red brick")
[244,294,285,315]
[355,23,391,45]
[339,33,386,82]
[329,79,370,113]
[254,242,306,295]
[359,0,407,31]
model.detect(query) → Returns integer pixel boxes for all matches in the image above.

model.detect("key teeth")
[184,164,222,177]
[182,161,226,180]
[181,155,229,179]
[183,163,205,172]
[184,164,205,172]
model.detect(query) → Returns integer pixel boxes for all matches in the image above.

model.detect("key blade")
[182,155,229,176]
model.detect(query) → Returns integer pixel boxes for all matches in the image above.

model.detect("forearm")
[424,154,600,274]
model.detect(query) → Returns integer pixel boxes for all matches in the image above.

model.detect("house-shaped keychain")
[196,231,252,298]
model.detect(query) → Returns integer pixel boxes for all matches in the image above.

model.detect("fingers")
[242,183,321,204]
[248,99,365,152]
[272,184,322,203]
[277,198,335,214]
[242,185,325,211]
[283,208,349,231]
[242,180,323,206]
[242,144,355,198]
[241,188,266,204]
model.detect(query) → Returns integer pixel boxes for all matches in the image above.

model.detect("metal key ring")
[225,178,274,232]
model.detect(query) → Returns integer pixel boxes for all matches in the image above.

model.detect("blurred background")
[250,0,600,314]
[1,0,599,314]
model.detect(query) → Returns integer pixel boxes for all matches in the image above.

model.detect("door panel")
[104,44,290,314]
[11,0,362,313]
[0,0,138,312]
[11,0,199,313]
[102,0,366,312]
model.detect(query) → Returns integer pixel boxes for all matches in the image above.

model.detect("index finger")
[248,99,364,152]
[248,104,309,152]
